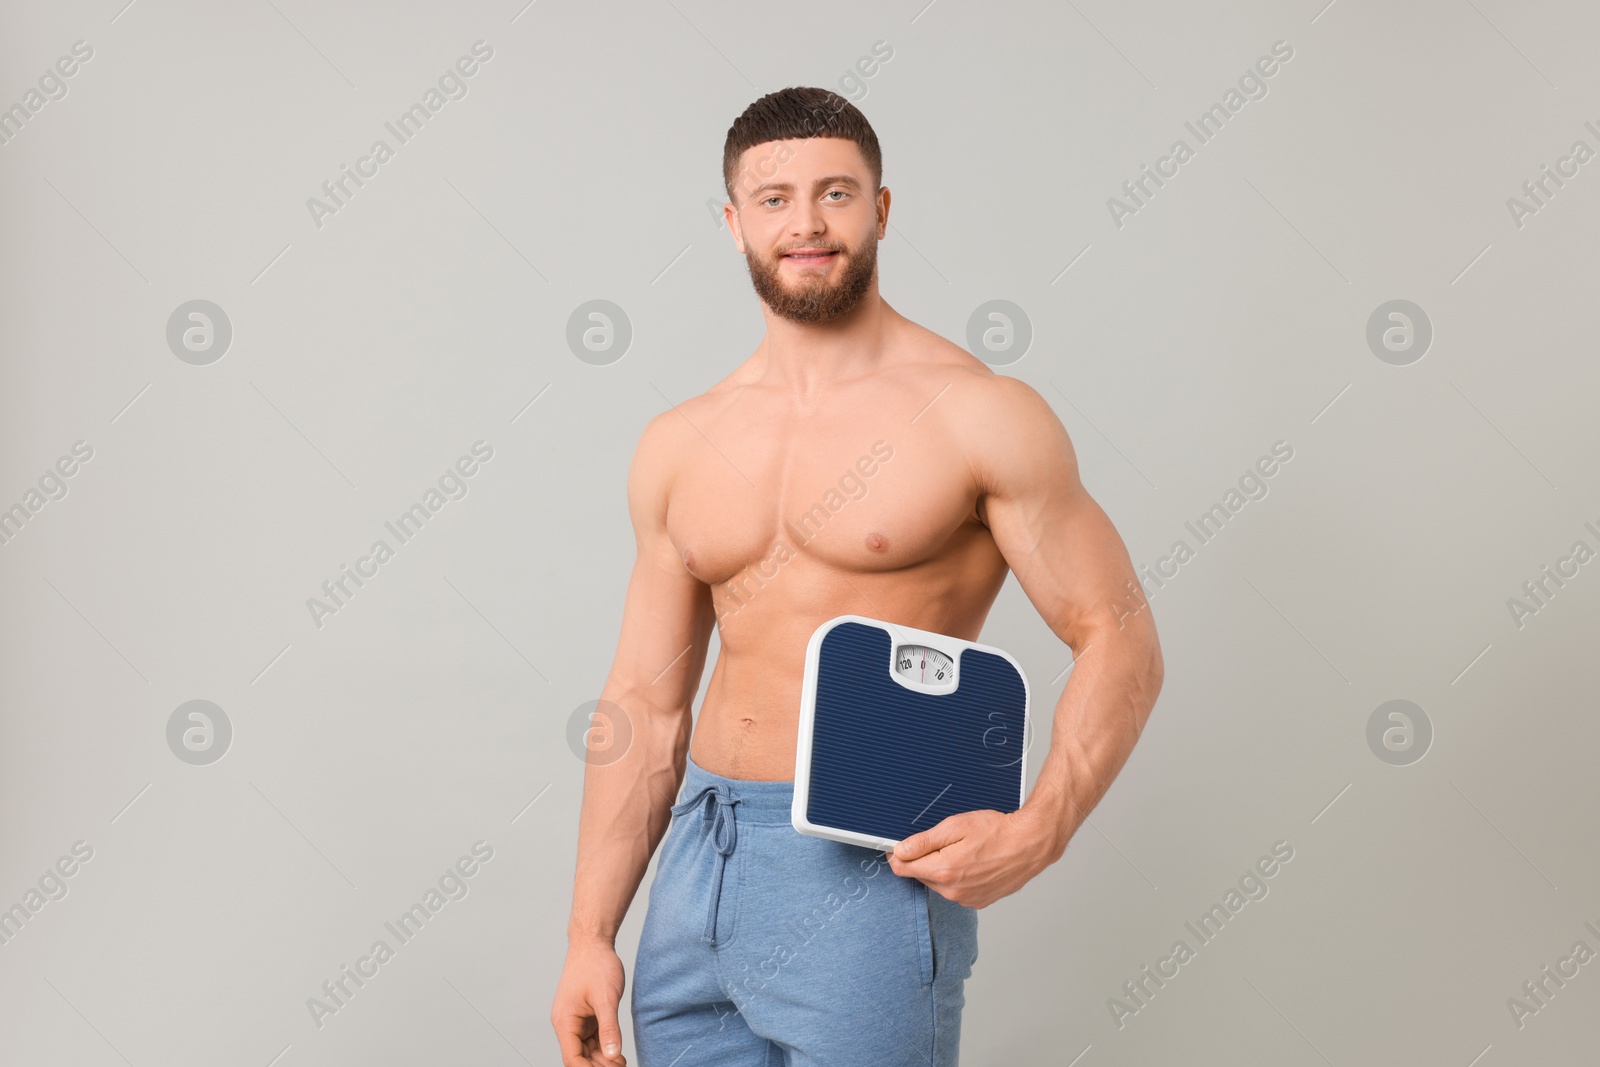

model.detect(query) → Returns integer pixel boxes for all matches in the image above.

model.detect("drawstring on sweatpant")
[671,783,742,946]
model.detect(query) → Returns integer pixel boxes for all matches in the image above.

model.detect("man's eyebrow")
[748,174,865,196]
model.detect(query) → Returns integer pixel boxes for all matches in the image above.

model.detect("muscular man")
[552,86,1164,1066]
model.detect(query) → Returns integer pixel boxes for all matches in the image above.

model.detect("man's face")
[728,137,885,325]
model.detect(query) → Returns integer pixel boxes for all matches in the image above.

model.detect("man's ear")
[725,201,746,253]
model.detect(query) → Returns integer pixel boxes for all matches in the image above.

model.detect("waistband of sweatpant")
[677,752,796,825]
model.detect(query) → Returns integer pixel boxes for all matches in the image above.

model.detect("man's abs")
[690,544,1008,778]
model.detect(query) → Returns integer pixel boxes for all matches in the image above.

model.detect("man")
[551,86,1163,1066]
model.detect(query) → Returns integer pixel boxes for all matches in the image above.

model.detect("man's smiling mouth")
[784,249,838,262]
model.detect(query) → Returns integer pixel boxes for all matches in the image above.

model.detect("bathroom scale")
[792,614,1031,852]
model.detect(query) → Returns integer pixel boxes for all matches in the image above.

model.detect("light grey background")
[2,0,1597,1063]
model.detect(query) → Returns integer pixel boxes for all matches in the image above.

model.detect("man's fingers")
[555,1017,586,1066]
[554,1008,599,1067]
[893,865,944,896]
[894,815,965,860]
[596,998,626,1063]
[893,833,928,860]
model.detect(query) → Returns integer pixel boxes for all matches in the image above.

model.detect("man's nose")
[789,199,826,240]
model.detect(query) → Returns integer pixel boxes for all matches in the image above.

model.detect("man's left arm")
[888,375,1165,907]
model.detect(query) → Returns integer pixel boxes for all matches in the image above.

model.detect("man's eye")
[825,190,847,201]
[762,197,782,207]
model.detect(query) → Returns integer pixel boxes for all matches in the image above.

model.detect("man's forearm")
[566,698,692,944]
[1020,624,1163,862]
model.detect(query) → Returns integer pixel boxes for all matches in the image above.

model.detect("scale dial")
[894,644,954,687]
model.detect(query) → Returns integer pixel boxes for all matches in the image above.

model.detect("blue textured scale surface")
[806,621,1027,842]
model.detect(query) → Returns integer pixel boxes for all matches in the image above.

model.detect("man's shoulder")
[630,372,748,497]
[635,374,743,449]
[893,321,1046,408]
[904,336,1069,493]
[895,319,989,376]
[901,330,1052,432]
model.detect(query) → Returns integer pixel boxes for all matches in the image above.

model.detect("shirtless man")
[551,87,1164,1066]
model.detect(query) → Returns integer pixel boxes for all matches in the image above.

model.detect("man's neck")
[755,294,896,396]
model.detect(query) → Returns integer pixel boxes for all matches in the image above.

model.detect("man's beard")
[744,235,877,325]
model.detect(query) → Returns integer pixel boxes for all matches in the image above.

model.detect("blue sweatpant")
[631,753,980,1065]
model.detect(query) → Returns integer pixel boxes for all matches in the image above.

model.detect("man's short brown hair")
[722,86,882,204]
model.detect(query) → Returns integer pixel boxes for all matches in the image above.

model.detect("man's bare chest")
[665,418,978,587]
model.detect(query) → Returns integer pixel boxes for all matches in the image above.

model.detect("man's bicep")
[605,416,715,716]
[608,533,714,716]
[975,382,1142,650]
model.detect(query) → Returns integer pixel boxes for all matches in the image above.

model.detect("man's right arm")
[568,410,715,944]
[552,412,713,1064]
